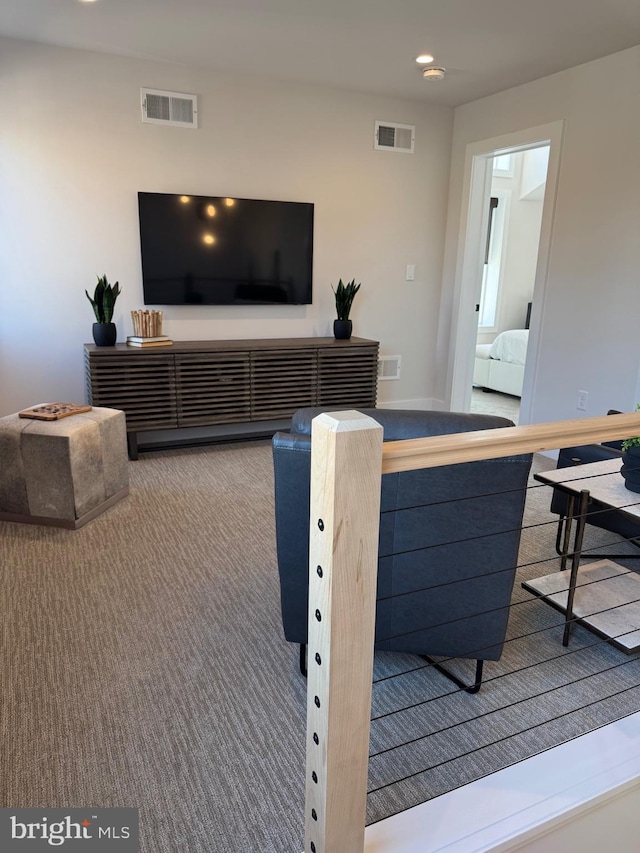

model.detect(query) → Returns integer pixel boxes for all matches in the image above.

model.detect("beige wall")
[0,37,453,415]
[439,46,640,422]
[5,38,638,425]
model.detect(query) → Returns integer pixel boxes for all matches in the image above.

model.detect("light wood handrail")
[382,412,640,474]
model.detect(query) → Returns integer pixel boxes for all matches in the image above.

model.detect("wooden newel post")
[304,411,384,853]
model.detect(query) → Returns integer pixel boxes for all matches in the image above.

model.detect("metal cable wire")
[371,616,640,720]
[372,600,640,688]
[374,562,640,646]
[362,466,640,803]
[367,682,640,796]
[369,649,640,760]
[371,478,640,610]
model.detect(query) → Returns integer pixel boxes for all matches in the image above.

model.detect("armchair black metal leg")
[299,643,307,677]
[555,515,566,557]
[421,656,484,694]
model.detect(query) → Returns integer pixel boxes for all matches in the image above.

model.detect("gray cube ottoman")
[0,407,129,529]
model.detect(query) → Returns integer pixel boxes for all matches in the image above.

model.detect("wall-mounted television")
[138,192,314,306]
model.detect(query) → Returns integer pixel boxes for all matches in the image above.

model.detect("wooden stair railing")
[304,410,640,853]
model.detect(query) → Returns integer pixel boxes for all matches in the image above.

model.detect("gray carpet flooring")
[471,388,520,424]
[2,441,639,851]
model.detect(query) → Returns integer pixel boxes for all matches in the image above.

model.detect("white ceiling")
[3,0,640,106]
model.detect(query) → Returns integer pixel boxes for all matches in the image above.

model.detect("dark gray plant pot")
[621,447,640,493]
[333,319,352,340]
[92,322,117,347]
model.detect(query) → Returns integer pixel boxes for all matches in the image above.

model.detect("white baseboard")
[364,711,640,853]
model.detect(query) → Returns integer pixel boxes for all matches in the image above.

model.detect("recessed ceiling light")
[415,54,434,64]
[78,0,99,4]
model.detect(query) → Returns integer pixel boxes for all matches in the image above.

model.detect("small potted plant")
[86,275,121,346]
[621,404,640,492]
[332,278,361,340]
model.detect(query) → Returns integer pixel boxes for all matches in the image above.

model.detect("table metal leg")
[558,493,576,571]
[563,489,590,647]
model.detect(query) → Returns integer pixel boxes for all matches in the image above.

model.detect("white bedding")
[473,328,528,397]
[489,329,529,365]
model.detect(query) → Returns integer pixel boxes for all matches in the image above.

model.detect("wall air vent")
[141,88,198,128]
[377,356,402,380]
[374,121,415,154]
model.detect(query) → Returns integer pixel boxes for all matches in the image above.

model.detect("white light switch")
[405,264,415,281]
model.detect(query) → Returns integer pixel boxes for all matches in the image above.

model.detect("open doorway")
[446,120,564,425]
[470,147,549,424]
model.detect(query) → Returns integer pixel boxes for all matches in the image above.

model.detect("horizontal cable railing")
[303,410,640,853]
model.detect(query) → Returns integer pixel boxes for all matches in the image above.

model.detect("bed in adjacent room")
[473,328,529,397]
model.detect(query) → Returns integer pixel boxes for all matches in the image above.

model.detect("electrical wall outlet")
[577,390,588,411]
[405,264,415,281]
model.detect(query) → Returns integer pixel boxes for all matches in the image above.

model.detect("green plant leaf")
[87,275,121,324]
[85,289,101,322]
[332,278,361,320]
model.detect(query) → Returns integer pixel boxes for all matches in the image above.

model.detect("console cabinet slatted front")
[175,352,251,427]
[84,337,379,457]
[84,350,177,430]
[318,346,380,407]
[251,349,318,420]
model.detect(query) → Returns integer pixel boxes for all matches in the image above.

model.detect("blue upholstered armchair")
[272,408,532,692]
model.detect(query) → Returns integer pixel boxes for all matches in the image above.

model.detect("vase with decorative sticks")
[131,309,164,338]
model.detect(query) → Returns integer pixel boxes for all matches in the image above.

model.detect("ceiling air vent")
[141,88,198,128]
[374,121,415,154]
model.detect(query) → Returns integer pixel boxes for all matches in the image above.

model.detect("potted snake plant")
[86,275,121,346]
[331,278,361,340]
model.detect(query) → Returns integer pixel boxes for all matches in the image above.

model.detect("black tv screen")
[138,192,314,305]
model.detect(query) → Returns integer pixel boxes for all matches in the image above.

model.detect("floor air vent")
[141,88,198,128]
[374,121,415,153]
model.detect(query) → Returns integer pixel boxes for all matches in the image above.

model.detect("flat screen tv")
[138,192,314,305]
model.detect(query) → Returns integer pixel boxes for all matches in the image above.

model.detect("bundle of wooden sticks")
[131,309,163,338]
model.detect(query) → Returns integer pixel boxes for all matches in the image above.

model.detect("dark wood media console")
[84,337,379,458]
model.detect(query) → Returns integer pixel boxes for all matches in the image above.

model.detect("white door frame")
[447,120,564,424]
